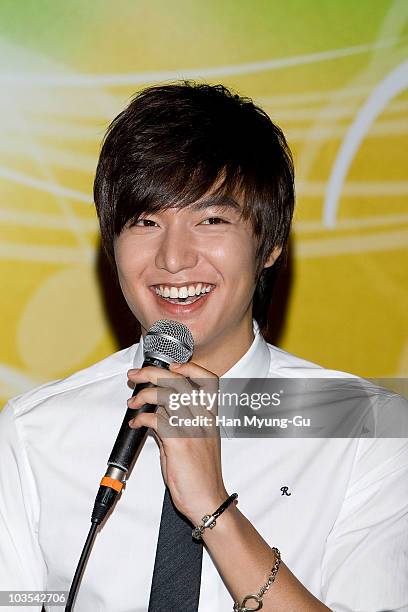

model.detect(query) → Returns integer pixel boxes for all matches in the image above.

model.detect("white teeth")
[154,283,213,298]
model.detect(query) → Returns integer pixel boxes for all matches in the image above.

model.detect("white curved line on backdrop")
[0,167,92,203]
[323,59,408,227]
[0,242,95,264]
[0,38,402,87]
[296,0,408,187]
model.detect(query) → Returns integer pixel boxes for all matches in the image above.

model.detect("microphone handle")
[91,356,169,524]
[108,356,170,471]
[107,381,155,471]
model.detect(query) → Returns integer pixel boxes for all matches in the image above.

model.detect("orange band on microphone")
[100,476,124,493]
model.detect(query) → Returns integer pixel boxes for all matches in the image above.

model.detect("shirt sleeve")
[320,394,408,611]
[0,401,47,602]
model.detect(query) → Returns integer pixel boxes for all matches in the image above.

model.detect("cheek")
[114,240,144,296]
[210,237,257,283]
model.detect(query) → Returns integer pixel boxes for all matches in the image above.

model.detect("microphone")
[91,319,194,525]
[65,320,194,611]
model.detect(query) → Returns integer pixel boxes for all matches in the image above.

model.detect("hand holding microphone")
[127,356,228,526]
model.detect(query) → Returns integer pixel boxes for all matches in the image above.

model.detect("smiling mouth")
[151,283,216,305]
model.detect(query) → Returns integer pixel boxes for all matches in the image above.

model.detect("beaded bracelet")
[233,547,281,612]
[192,493,238,540]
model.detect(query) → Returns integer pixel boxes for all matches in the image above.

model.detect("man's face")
[113,197,275,352]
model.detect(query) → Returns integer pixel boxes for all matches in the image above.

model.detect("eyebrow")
[187,194,242,212]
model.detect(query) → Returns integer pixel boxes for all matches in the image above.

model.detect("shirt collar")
[132,319,270,378]
[220,319,270,379]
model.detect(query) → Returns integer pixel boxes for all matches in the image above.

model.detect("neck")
[189,316,255,377]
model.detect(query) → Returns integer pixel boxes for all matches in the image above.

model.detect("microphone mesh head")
[144,319,194,364]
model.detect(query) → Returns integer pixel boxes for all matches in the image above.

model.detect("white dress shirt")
[1,320,407,612]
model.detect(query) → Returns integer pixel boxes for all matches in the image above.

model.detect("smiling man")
[0,82,407,612]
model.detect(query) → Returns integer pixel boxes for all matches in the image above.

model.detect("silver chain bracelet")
[233,547,281,612]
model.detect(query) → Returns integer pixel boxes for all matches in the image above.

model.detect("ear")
[263,245,283,269]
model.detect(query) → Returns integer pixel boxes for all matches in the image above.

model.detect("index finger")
[127,365,192,396]
[169,361,219,395]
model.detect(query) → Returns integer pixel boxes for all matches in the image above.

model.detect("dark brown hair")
[94,80,295,329]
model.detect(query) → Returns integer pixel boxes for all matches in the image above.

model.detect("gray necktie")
[148,487,203,612]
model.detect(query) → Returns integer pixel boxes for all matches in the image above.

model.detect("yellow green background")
[1,1,407,404]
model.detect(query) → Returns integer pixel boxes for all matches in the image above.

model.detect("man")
[0,82,407,611]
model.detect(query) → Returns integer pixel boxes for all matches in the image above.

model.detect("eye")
[200,217,228,225]
[133,218,158,227]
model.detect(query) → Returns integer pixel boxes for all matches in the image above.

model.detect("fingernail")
[128,368,140,374]
[171,362,182,368]
[128,418,136,427]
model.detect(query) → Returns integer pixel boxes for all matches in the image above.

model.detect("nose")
[155,222,198,273]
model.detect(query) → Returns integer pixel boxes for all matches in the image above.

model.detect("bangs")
[115,162,249,233]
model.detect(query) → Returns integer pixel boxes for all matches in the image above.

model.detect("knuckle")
[127,368,140,378]
[136,387,150,399]
[129,390,155,408]
[133,413,149,426]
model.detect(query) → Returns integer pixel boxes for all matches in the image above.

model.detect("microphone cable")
[65,522,99,612]
[64,422,150,612]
